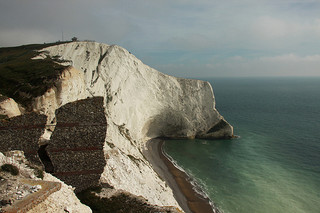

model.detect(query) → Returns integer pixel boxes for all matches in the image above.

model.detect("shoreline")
[144,139,218,213]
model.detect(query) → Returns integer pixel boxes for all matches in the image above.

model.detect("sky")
[1,0,320,78]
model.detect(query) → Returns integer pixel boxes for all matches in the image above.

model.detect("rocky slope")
[1,41,233,211]
[0,95,22,118]
[0,151,92,213]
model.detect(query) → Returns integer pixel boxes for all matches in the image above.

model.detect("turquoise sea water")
[164,77,320,213]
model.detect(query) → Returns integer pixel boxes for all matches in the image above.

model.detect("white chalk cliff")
[0,96,22,118]
[30,41,233,210]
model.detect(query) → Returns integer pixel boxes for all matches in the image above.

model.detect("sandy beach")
[144,139,218,213]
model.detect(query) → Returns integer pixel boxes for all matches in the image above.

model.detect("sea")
[164,77,320,213]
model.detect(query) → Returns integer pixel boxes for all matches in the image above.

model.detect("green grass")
[34,167,44,179]
[0,42,71,108]
[30,165,44,179]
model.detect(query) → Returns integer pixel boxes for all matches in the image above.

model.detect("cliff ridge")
[0,41,233,212]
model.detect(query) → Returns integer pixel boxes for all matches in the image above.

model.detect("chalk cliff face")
[0,96,22,118]
[29,41,233,209]
[38,42,233,139]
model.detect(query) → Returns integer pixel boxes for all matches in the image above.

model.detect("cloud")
[1,0,320,77]
[260,54,320,62]
[202,54,320,77]
[252,16,320,41]
[154,53,320,78]
[253,17,293,39]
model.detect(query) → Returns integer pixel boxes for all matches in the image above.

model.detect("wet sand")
[144,139,217,213]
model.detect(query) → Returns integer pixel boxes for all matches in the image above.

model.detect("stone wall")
[47,97,107,192]
[0,113,46,165]
[0,97,107,192]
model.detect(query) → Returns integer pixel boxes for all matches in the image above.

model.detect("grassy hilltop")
[0,42,70,108]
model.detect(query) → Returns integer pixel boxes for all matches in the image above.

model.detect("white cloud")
[158,54,320,78]
[253,17,293,39]
[1,0,320,77]
[204,54,320,77]
[260,54,320,62]
[252,16,320,40]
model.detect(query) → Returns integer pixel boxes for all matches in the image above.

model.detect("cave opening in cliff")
[38,144,54,173]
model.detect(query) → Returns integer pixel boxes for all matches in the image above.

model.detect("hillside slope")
[0,41,233,211]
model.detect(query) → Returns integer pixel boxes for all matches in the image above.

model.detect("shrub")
[1,164,19,176]
[34,167,44,179]
[26,163,44,179]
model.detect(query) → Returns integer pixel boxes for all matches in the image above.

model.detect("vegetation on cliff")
[0,164,19,176]
[0,42,70,108]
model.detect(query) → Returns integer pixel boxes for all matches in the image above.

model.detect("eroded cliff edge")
[0,41,233,211]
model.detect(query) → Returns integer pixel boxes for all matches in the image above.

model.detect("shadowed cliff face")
[144,109,192,139]
[144,109,233,139]
[38,144,54,173]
